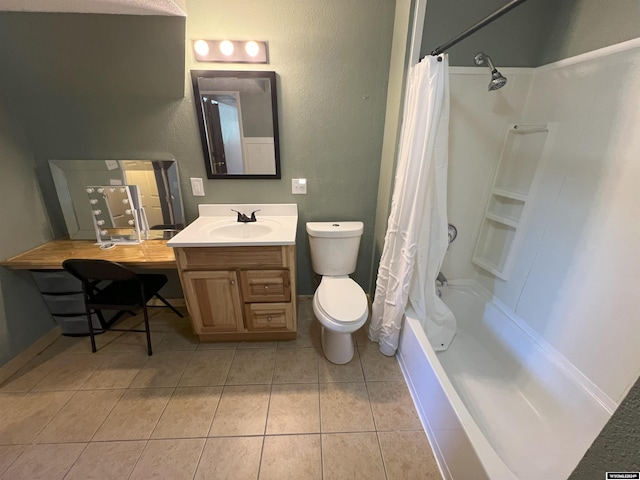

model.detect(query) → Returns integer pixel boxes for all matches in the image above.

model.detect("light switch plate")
[190,177,205,196]
[292,178,307,194]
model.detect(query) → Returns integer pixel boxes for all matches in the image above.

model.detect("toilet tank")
[306,221,364,275]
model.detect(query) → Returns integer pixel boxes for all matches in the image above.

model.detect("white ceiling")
[0,0,186,16]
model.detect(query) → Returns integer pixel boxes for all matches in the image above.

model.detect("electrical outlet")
[190,177,205,196]
[292,178,307,194]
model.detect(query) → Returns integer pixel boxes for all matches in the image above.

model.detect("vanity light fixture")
[192,39,268,63]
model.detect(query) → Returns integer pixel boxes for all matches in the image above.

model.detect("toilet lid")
[317,277,368,324]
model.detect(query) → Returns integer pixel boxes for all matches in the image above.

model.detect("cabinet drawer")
[240,270,290,303]
[176,246,284,270]
[244,303,292,331]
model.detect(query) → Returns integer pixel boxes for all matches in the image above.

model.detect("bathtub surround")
[371,56,455,356]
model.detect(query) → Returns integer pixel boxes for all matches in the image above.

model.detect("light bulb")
[92,209,101,216]
[245,41,260,57]
[122,198,129,204]
[86,188,94,193]
[125,209,132,215]
[100,230,108,236]
[219,40,234,56]
[97,220,105,226]
[128,219,135,226]
[90,199,98,205]
[194,40,209,56]
[97,187,104,194]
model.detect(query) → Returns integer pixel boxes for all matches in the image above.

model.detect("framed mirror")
[49,159,185,240]
[191,70,281,179]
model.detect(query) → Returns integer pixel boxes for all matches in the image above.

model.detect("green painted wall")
[4,0,395,298]
[0,91,55,365]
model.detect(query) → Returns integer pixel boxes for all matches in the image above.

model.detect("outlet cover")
[292,178,307,194]
[190,177,205,196]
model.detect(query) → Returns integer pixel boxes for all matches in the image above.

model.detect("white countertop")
[167,203,298,247]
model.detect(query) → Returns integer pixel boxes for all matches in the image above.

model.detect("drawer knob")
[264,285,269,290]
[230,279,235,285]
[267,316,272,322]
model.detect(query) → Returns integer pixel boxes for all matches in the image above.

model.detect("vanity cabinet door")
[182,270,244,334]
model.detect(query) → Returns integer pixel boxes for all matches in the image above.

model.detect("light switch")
[190,177,205,196]
[292,178,307,194]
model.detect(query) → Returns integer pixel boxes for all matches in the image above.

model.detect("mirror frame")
[191,70,281,179]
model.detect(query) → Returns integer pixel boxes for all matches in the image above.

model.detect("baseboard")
[0,327,62,385]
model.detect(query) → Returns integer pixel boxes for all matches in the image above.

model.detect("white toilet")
[306,221,369,364]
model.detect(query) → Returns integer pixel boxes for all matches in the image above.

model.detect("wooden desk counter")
[2,239,176,270]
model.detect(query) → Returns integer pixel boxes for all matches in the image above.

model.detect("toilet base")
[321,326,355,364]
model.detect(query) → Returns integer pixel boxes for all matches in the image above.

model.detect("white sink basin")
[202,221,277,240]
[167,204,298,247]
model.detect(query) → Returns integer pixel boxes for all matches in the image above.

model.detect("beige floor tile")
[237,340,279,349]
[358,346,403,381]
[225,348,276,385]
[354,321,374,347]
[318,348,365,383]
[195,436,263,480]
[209,385,270,436]
[259,434,321,480]
[367,381,422,431]
[129,350,193,388]
[0,391,73,444]
[93,387,173,441]
[152,386,222,439]
[99,329,166,354]
[155,329,200,352]
[0,445,26,475]
[179,350,234,386]
[0,443,85,480]
[0,358,56,392]
[129,438,205,480]
[79,351,149,389]
[31,353,104,391]
[378,431,441,479]
[273,348,319,383]
[266,383,320,434]
[322,432,386,480]
[319,382,375,433]
[35,389,124,443]
[278,303,321,349]
[64,440,146,480]
[197,341,238,350]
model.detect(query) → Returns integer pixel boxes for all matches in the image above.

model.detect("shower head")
[474,52,507,91]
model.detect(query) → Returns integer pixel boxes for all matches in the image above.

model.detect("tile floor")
[0,297,441,479]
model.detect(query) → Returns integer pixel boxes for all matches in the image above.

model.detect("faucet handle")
[231,209,250,222]
[250,209,261,222]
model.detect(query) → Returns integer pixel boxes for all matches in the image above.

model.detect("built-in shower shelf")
[491,188,527,202]
[473,123,556,280]
[484,212,519,228]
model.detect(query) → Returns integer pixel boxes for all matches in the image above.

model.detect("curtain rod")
[430,0,529,56]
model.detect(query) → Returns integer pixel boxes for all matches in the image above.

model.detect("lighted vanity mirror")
[49,159,185,241]
[191,70,281,179]
[87,185,143,245]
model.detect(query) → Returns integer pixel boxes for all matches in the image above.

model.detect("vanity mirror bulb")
[92,209,102,216]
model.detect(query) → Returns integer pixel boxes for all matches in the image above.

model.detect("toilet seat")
[316,277,368,325]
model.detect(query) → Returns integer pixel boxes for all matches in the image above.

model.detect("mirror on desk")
[191,70,281,179]
[50,159,185,241]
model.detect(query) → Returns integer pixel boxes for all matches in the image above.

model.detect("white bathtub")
[397,281,612,480]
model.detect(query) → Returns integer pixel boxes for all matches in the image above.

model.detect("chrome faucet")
[436,272,448,286]
[231,209,260,223]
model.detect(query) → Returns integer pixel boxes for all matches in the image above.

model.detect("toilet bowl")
[312,276,368,364]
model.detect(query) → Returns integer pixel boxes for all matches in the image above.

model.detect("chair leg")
[154,293,184,318]
[86,307,97,353]
[142,306,153,356]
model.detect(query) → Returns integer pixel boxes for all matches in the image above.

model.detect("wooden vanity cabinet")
[174,245,297,341]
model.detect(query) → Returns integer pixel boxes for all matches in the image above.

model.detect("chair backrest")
[62,259,139,284]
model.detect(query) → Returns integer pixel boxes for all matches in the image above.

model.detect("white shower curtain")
[369,55,456,356]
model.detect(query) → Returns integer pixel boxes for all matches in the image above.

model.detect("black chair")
[62,259,184,355]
